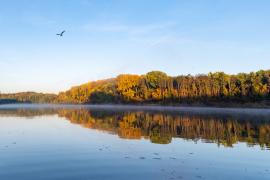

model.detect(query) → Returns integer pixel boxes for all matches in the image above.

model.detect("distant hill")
[0,99,19,104]
[0,92,57,104]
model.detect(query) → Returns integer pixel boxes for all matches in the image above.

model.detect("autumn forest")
[1,69,270,106]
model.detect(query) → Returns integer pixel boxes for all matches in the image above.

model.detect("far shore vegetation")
[1,69,270,107]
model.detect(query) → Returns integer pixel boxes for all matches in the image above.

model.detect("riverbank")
[1,103,270,116]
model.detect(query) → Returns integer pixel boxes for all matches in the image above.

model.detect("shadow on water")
[0,104,270,149]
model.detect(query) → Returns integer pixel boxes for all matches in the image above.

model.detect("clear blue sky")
[1,0,270,93]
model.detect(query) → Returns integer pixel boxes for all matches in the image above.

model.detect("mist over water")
[1,104,270,180]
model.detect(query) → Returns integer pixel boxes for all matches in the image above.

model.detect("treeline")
[0,92,57,104]
[57,70,270,105]
[1,70,270,106]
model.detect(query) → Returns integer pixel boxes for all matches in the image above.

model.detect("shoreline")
[1,103,270,115]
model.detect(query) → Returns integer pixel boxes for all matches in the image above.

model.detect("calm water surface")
[0,104,270,180]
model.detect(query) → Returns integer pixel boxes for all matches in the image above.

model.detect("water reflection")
[1,107,270,149]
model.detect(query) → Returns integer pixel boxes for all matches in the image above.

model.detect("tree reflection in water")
[1,108,270,148]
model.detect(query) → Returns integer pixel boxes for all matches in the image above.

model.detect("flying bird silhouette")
[56,30,65,36]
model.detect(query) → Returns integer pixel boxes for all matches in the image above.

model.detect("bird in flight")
[56,30,65,36]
